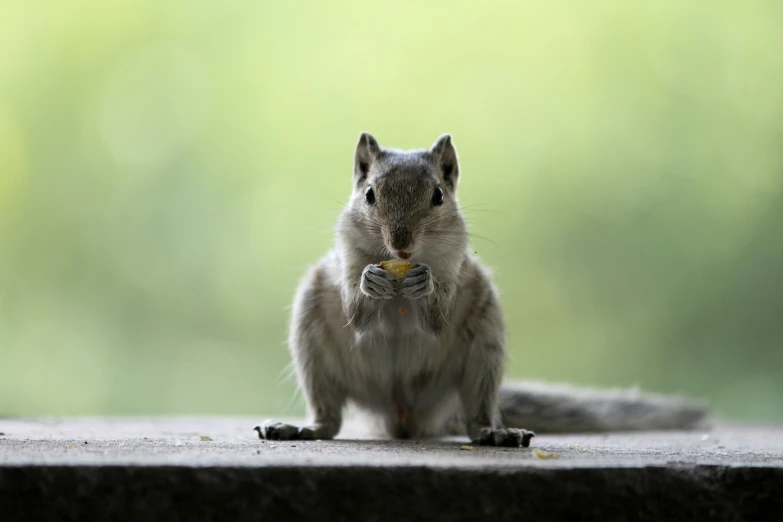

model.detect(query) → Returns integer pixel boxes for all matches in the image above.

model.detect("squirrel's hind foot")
[475,427,535,448]
[254,420,337,441]
[254,420,301,440]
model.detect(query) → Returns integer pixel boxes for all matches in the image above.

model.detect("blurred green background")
[1,1,782,421]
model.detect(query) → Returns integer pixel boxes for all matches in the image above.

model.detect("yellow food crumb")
[199,436,213,441]
[399,307,407,315]
[460,445,474,451]
[380,258,413,279]
[532,448,559,459]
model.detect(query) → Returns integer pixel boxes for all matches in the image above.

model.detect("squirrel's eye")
[365,186,376,205]
[432,186,444,206]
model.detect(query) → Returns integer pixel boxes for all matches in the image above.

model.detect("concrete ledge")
[2,419,782,521]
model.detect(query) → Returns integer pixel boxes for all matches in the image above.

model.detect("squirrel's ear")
[431,134,459,190]
[354,132,380,185]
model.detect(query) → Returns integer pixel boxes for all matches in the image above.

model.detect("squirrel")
[255,133,710,447]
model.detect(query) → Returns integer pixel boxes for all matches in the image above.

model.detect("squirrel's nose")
[389,227,413,252]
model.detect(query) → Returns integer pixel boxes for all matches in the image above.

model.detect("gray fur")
[498,381,711,433]
[255,133,710,446]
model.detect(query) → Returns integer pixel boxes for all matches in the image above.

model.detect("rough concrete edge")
[2,463,782,521]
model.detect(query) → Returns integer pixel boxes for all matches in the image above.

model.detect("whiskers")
[341,202,499,260]
[344,208,385,239]
[417,234,466,257]
[419,225,494,256]
[418,203,500,253]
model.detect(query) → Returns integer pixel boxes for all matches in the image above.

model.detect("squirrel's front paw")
[401,264,434,299]
[360,264,397,300]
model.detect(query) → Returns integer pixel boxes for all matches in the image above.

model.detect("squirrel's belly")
[379,295,422,334]
[343,328,459,433]
[339,297,460,435]
[348,369,459,438]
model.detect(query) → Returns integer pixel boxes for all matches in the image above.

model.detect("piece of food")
[379,258,413,279]
[399,307,407,315]
[532,448,559,459]
[460,445,475,451]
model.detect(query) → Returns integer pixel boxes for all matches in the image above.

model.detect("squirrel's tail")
[499,381,711,433]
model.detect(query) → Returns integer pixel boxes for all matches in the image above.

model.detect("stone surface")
[2,418,783,521]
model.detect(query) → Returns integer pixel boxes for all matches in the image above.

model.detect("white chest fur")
[337,297,457,419]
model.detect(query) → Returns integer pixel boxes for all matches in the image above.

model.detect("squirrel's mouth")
[396,250,412,260]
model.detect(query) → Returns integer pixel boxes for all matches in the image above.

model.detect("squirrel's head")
[340,132,467,262]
